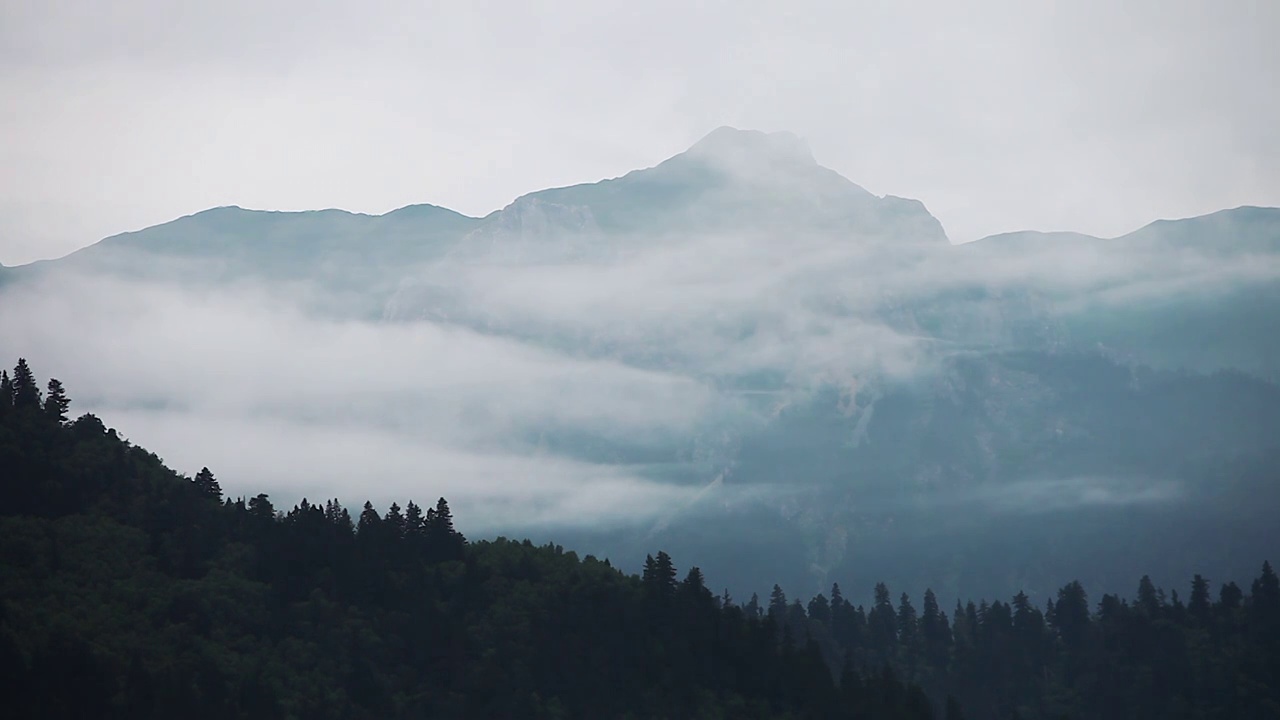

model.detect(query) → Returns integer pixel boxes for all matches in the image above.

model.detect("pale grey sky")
[2,0,1277,265]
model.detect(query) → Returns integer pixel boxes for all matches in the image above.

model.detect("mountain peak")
[684,127,816,168]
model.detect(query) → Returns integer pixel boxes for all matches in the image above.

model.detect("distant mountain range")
[3,127,1277,602]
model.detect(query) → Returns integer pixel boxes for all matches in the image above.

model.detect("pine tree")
[653,551,677,593]
[1137,575,1161,615]
[869,583,898,664]
[1012,590,1048,689]
[921,588,952,670]
[358,501,382,536]
[403,501,425,535]
[384,502,405,537]
[11,358,41,409]
[1189,574,1212,625]
[429,497,455,536]
[324,499,354,533]
[1251,561,1280,623]
[681,567,709,600]
[808,593,831,624]
[1219,582,1243,612]
[0,370,12,415]
[768,584,789,620]
[897,592,920,657]
[43,378,70,423]
[1055,581,1091,682]
[193,467,222,501]
[248,493,275,520]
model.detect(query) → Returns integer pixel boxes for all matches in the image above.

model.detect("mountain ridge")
[6,127,1278,267]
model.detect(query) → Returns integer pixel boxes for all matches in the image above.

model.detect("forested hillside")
[0,359,933,719]
[1,359,1277,719]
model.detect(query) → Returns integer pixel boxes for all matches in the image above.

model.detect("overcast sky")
[2,0,1277,265]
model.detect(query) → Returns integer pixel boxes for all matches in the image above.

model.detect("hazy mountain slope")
[514,127,947,242]
[434,127,947,266]
[962,206,1280,378]
[2,129,1277,604]
[9,204,482,317]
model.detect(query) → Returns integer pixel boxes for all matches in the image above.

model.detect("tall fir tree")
[193,467,222,501]
[11,358,41,408]
[808,593,831,624]
[43,378,70,423]
[357,501,382,536]
[768,584,789,620]
[921,588,952,669]
[0,370,12,415]
[1189,574,1212,625]
[653,551,677,593]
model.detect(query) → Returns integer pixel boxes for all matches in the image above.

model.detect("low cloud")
[2,208,1270,533]
[0,270,732,531]
[978,476,1185,514]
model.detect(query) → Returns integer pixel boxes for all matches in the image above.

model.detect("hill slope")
[3,359,1278,720]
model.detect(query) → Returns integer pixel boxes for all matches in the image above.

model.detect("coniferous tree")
[425,497,464,559]
[0,370,12,415]
[1137,575,1161,616]
[653,551,677,593]
[1219,582,1243,613]
[1054,581,1091,683]
[769,584,789,620]
[898,592,920,654]
[869,583,898,665]
[430,497,455,535]
[11,358,40,408]
[192,467,222,501]
[680,567,710,602]
[357,501,381,536]
[1189,575,1212,625]
[403,501,424,535]
[248,493,275,520]
[642,554,658,585]
[43,378,69,423]
[1252,561,1280,617]
[921,589,952,671]
[324,499,353,533]
[384,502,405,537]
[808,592,831,625]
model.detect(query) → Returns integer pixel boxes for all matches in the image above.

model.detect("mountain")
[9,204,481,317]
[2,128,1278,604]
[469,127,947,246]
[961,206,1280,378]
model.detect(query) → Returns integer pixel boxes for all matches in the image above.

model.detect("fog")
[2,179,1274,541]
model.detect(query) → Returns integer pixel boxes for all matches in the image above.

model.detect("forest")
[1,357,1277,719]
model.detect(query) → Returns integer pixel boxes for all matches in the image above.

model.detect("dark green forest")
[1,358,1277,719]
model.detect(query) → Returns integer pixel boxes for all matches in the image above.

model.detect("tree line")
[1,358,1277,718]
